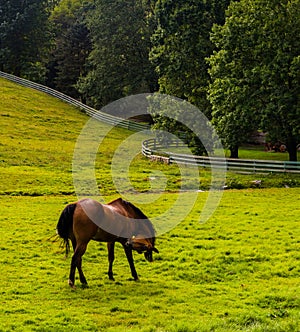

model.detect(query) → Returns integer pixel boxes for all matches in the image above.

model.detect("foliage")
[47,0,92,97]
[208,0,300,161]
[1,0,299,160]
[150,0,230,111]
[149,0,230,154]
[148,94,215,155]
[0,0,53,81]
[77,0,157,109]
[0,0,299,160]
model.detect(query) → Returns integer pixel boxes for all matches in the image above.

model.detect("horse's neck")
[136,221,154,239]
[103,203,153,239]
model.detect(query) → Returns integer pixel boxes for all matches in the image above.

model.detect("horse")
[56,197,159,288]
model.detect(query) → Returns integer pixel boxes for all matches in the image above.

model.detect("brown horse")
[56,197,159,288]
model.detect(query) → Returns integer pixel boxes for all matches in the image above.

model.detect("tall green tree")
[149,0,230,155]
[208,0,300,160]
[150,0,230,113]
[77,0,157,109]
[0,0,54,82]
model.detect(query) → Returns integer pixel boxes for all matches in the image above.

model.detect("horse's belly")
[92,228,116,242]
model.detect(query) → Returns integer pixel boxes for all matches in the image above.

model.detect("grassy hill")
[1,78,86,195]
[0,77,299,331]
[0,77,190,197]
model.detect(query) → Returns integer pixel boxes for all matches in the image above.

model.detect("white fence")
[0,71,150,132]
[142,138,300,174]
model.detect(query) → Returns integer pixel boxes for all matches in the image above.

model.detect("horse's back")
[74,199,121,242]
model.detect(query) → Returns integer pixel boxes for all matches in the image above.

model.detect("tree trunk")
[229,145,239,158]
[286,137,298,161]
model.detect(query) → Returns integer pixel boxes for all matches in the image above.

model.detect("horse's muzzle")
[144,247,159,262]
[144,251,153,262]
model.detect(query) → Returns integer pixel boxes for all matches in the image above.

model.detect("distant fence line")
[142,138,300,174]
[1,71,299,174]
[0,71,150,132]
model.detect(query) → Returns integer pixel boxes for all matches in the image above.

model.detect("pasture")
[1,190,299,331]
[0,78,299,331]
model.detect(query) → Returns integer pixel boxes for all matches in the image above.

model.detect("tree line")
[0,0,299,161]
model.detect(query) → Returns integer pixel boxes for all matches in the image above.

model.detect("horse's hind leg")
[77,256,88,286]
[69,242,88,288]
[71,237,88,286]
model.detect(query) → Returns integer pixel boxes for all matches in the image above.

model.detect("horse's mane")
[124,200,156,239]
[108,198,156,238]
[123,200,148,219]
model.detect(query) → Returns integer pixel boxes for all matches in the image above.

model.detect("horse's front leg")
[107,242,115,281]
[123,245,138,281]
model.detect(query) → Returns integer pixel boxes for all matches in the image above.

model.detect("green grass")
[230,145,300,161]
[0,77,299,331]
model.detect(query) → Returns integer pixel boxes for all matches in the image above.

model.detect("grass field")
[1,190,299,332]
[0,77,299,331]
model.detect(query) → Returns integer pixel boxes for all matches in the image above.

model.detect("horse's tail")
[56,203,77,257]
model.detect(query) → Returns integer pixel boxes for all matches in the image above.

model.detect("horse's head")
[109,198,159,261]
[127,235,159,262]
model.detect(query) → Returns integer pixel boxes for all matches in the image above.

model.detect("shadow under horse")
[56,197,159,288]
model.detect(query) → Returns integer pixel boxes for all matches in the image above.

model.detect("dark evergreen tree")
[0,0,53,82]
[47,0,92,98]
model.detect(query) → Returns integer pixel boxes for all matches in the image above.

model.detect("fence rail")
[0,71,150,132]
[142,138,300,174]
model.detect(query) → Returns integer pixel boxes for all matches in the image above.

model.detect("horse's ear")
[153,247,159,253]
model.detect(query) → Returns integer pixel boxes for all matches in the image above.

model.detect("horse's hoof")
[129,277,139,282]
[108,274,115,281]
[68,279,76,289]
[81,283,89,289]
[108,273,115,281]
